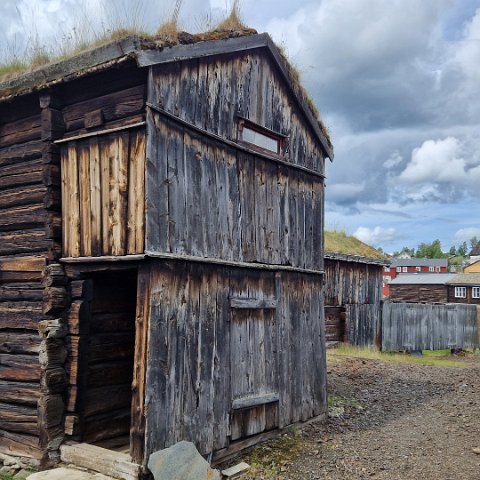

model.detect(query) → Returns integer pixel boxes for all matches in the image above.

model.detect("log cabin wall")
[145,50,325,270]
[323,257,384,347]
[0,93,67,464]
[390,284,448,304]
[142,260,326,462]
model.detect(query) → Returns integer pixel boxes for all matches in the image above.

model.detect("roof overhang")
[0,33,333,160]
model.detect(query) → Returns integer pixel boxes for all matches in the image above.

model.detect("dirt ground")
[236,352,480,480]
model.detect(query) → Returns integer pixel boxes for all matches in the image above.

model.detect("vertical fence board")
[382,303,479,351]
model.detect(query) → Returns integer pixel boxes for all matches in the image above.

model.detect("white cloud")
[383,152,403,169]
[353,226,398,246]
[452,228,480,245]
[400,137,468,183]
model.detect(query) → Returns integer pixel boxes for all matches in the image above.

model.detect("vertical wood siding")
[146,112,323,270]
[146,51,325,271]
[61,129,145,257]
[143,261,326,458]
[382,303,479,351]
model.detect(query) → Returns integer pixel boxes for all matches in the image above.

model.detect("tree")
[469,236,479,250]
[448,245,457,256]
[415,239,444,258]
[457,241,468,257]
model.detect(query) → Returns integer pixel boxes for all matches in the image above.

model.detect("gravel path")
[285,353,480,480]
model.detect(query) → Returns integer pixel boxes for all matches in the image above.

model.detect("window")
[384,267,390,273]
[415,266,421,272]
[473,287,480,298]
[435,266,440,272]
[402,267,408,272]
[383,276,389,283]
[396,267,402,273]
[455,287,466,298]
[429,266,434,272]
[238,119,286,155]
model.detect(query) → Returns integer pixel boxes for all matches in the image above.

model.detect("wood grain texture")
[61,128,145,257]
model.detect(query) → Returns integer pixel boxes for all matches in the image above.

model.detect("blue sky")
[1,0,479,254]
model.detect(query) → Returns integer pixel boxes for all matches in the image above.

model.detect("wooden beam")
[230,298,277,309]
[53,122,146,145]
[232,393,279,410]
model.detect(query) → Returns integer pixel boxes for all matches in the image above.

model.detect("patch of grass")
[0,473,16,480]
[239,429,304,479]
[328,394,363,418]
[329,344,470,368]
[214,0,246,31]
[325,230,386,259]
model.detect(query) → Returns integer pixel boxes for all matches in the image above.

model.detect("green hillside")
[325,230,386,259]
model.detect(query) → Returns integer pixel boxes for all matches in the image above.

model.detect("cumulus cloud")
[327,182,365,203]
[353,226,398,246]
[452,228,480,245]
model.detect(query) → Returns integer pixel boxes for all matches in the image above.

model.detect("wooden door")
[229,289,279,440]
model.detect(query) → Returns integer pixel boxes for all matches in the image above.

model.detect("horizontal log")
[0,229,51,256]
[0,380,40,406]
[39,337,68,369]
[0,205,47,232]
[0,185,46,210]
[0,158,43,190]
[0,284,43,302]
[0,354,41,381]
[0,429,42,459]
[42,286,69,314]
[40,366,67,394]
[0,114,41,148]
[83,384,132,417]
[62,85,146,132]
[87,360,133,388]
[0,140,43,166]
[0,402,39,435]
[0,271,44,282]
[0,301,47,330]
[88,333,134,363]
[83,408,131,443]
[0,332,42,354]
[0,255,45,272]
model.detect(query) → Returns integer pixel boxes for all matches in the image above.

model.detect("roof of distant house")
[446,273,480,285]
[389,273,455,285]
[390,258,448,268]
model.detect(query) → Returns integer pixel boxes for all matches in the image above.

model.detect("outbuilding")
[0,31,332,476]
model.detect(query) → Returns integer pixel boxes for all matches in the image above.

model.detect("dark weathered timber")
[389,284,448,303]
[143,260,326,457]
[382,302,479,351]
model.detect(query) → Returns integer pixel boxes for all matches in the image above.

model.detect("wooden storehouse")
[388,273,455,304]
[0,32,333,476]
[323,253,386,347]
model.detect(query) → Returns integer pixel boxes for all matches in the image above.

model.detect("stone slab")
[148,441,220,480]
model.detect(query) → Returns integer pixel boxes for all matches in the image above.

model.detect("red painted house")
[383,258,448,297]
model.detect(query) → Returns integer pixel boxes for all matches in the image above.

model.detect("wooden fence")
[382,303,480,351]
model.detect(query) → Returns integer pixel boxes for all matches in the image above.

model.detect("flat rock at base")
[148,441,221,480]
[27,468,115,480]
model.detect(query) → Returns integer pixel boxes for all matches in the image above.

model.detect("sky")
[1,0,479,254]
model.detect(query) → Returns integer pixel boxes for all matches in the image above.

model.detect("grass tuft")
[214,0,246,32]
[330,345,471,369]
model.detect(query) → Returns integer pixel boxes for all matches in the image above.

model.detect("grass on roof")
[325,230,386,259]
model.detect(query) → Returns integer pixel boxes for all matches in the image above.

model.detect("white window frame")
[402,267,407,272]
[384,266,390,273]
[435,266,440,272]
[429,266,434,272]
[415,266,421,272]
[455,286,466,298]
[472,287,480,299]
[396,267,401,273]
